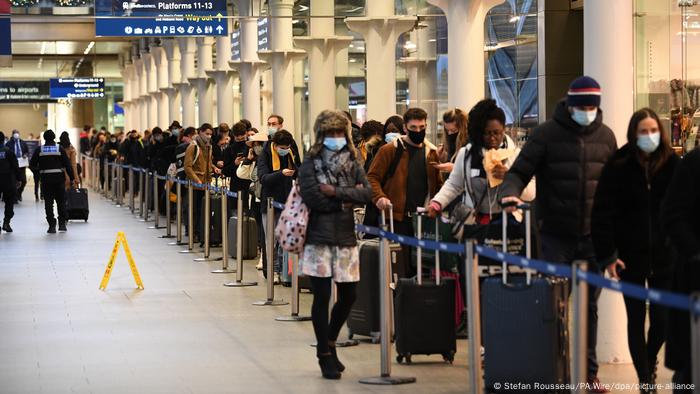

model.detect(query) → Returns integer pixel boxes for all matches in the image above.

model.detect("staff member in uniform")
[0,132,20,233]
[30,130,75,234]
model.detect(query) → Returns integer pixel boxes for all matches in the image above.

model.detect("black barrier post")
[692,293,700,391]
[253,198,287,306]
[169,180,186,246]
[160,176,175,239]
[572,260,589,393]
[276,252,311,321]
[211,186,235,274]
[359,207,415,386]
[179,180,196,254]
[194,185,222,262]
[224,191,257,287]
[464,239,483,394]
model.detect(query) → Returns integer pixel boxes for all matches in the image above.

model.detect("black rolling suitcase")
[394,213,457,364]
[66,187,89,222]
[228,215,258,259]
[482,209,570,392]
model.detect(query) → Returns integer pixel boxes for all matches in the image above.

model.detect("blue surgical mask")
[276,147,290,156]
[323,137,347,152]
[385,132,400,143]
[268,127,278,136]
[571,108,597,127]
[637,132,661,153]
[172,128,180,137]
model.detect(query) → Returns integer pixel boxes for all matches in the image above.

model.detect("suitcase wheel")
[370,335,380,345]
[442,352,455,364]
[396,354,411,365]
[347,333,354,340]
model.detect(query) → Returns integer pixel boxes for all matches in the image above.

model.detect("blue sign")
[0,0,10,67]
[50,78,106,99]
[231,30,240,61]
[114,102,124,115]
[257,17,269,51]
[94,0,228,37]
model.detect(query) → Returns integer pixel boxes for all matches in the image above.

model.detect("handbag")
[275,183,309,254]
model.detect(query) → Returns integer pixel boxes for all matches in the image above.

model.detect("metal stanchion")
[169,179,186,246]
[142,171,152,222]
[116,165,123,207]
[464,239,483,394]
[692,293,700,392]
[111,164,117,201]
[128,167,135,213]
[224,191,257,287]
[179,180,196,254]
[253,198,287,306]
[360,208,415,386]
[148,174,163,229]
[571,260,589,394]
[139,169,145,218]
[276,252,310,321]
[194,185,221,262]
[160,177,175,239]
[212,187,235,273]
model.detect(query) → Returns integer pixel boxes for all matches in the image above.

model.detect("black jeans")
[0,183,15,221]
[620,271,670,383]
[310,277,357,355]
[540,233,601,379]
[42,181,66,225]
[393,216,417,279]
[16,167,26,199]
[192,189,204,241]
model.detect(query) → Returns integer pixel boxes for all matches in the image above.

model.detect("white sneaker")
[273,272,280,284]
[256,257,263,270]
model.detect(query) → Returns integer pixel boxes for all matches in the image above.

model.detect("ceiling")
[11,41,128,56]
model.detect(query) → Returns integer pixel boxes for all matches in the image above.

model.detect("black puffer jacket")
[298,148,372,247]
[591,144,678,277]
[257,140,301,214]
[501,100,617,237]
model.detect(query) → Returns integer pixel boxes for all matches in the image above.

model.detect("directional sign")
[50,78,106,99]
[257,17,269,51]
[0,81,53,103]
[94,0,228,37]
[0,0,10,67]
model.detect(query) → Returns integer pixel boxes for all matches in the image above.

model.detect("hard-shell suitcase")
[481,208,570,392]
[281,250,312,289]
[347,212,403,343]
[394,213,457,364]
[66,187,89,221]
[227,215,258,259]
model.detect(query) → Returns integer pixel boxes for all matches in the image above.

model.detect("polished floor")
[0,183,675,393]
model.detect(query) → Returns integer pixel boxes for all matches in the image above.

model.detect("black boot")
[317,354,341,380]
[47,224,56,233]
[2,220,12,233]
[329,346,345,372]
[58,222,67,232]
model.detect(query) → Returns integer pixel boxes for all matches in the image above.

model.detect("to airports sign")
[0,81,53,103]
[50,78,106,99]
[95,0,228,37]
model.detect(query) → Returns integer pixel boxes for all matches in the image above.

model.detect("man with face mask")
[6,130,28,202]
[184,123,220,243]
[222,122,252,211]
[500,75,617,392]
[266,114,284,137]
[367,107,443,278]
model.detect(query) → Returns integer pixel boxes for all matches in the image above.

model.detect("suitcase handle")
[412,211,441,286]
[501,204,533,286]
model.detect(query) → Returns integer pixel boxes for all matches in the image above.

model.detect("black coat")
[591,144,678,278]
[222,141,251,191]
[661,148,700,371]
[121,139,147,168]
[298,149,372,247]
[502,100,618,237]
[257,140,301,213]
[6,138,28,159]
[148,139,176,175]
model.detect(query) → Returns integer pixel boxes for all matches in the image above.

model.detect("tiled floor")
[0,184,676,393]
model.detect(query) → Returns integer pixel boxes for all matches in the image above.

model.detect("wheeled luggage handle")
[412,211,441,286]
[501,205,533,286]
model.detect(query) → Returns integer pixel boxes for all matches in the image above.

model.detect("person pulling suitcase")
[29,130,76,233]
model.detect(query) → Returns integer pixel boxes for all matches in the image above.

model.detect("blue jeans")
[261,209,281,274]
[540,233,601,379]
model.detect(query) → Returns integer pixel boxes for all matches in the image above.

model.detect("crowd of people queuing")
[1,75,698,393]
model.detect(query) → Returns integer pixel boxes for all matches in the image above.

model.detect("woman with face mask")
[59,132,80,190]
[297,110,372,380]
[591,108,678,393]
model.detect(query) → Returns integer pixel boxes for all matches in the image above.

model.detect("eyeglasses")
[484,130,504,139]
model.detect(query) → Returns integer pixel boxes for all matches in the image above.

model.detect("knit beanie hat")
[44,129,56,141]
[567,76,601,108]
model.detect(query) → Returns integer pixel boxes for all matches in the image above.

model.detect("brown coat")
[64,145,80,189]
[367,136,443,222]
[184,139,213,189]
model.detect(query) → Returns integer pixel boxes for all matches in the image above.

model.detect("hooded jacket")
[501,100,617,237]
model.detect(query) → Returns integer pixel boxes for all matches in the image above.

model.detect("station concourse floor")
[0,184,675,393]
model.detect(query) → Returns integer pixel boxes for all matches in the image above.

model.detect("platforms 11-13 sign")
[94,0,228,37]
[50,78,105,99]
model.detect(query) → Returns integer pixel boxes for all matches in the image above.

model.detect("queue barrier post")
[223,191,257,287]
[179,180,196,254]
[128,166,135,213]
[253,198,287,306]
[276,251,311,321]
[211,186,235,274]
[169,179,186,246]
[139,169,145,218]
[160,176,175,239]
[464,239,483,394]
[148,174,163,229]
[571,260,589,394]
[194,184,222,262]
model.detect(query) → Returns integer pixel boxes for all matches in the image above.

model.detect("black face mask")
[408,130,426,145]
[447,133,458,155]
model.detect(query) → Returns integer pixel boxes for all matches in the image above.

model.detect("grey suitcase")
[228,215,258,259]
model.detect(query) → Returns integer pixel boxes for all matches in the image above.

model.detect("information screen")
[49,78,106,99]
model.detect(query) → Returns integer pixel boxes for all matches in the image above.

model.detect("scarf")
[313,148,355,187]
[270,142,296,171]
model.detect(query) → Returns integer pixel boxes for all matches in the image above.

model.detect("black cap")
[44,129,56,141]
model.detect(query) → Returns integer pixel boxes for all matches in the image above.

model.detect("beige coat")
[64,145,80,189]
[183,138,214,189]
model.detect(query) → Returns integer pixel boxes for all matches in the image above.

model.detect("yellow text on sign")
[99,232,144,290]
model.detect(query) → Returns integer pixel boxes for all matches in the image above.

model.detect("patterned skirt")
[300,244,360,283]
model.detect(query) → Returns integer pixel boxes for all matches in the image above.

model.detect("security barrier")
[85,156,700,390]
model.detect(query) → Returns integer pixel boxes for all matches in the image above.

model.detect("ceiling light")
[83,41,95,55]
[428,38,436,42]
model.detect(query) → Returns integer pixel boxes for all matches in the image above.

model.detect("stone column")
[175,37,197,128]
[399,17,437,116]
[161,38,182,125]
[142,48,159,129]
[208,19,236,125]
[584,0,634,365]
[345,0,416,121]
[151,45,170,129]
[427,0,501,110]
[232,0,266,130]
[189,37,215,125]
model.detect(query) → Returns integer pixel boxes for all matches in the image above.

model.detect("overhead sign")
[94,0,228,37]
[257,17,269,51]
[0,0,10,67]
[0,81,54,103]
[50,78,106,99]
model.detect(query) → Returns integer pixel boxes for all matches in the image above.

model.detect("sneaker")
[58,222,67,232]
[587,377,610,393]
[256,258,263,270]
[273,272,280,285]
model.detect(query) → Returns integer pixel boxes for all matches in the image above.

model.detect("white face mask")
[637,132,661,153]
[13,133,19,140]
[571,108,597,127]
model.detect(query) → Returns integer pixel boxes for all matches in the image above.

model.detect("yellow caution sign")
[99,232,144,290]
